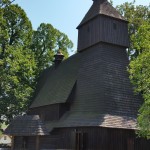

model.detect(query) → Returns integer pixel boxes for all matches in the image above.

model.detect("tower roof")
[78,0,126,28]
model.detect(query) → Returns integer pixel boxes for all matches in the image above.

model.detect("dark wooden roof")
[45,113,137,132]
[5,115,48,136]
[28,0,142,131]
[78,0,126,28]
[31,43,142,130]
[30,53,82,108]
[57,113,137,129]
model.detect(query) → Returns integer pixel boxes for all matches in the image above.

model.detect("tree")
[0,1,36,124]
[31,23,73,74]
[0,1,73,124]
[116,1,150,58]
[0,2,33,59]
[117,1,150,138]
[129,23,150,138]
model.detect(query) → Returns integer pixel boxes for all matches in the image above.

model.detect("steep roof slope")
[29,0,142,130]
[30,43,142,130]
[46,43,142,130]
[30,53,82,108]
[78,0,126,28]
[5,115,48,136]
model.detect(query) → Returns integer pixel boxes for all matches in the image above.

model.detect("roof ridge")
[78,1,126,28]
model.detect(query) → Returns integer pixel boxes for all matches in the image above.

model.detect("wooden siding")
[44,128,150,150]
[28,103,70,122]
[13,127,150,150]
[14,136,22,149]
[78,15,129,51]
[14,136,36,150]
[59,103,70,118]
[28,104,60,121]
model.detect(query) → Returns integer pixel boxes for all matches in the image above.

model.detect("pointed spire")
[92,0,107,3]
[54,50,64,67]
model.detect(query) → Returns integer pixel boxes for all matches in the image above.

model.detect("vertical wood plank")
[127,138,134,150]
[11,136,14,150]
[36,135,40,150]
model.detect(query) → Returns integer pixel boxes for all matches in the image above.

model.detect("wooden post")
[127,138,134,150]
[11,136,14,150]
[36,135,40,150]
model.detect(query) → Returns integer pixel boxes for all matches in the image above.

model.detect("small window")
[113,23,117,30]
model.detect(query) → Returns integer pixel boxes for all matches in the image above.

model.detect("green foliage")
[0,4,32,56]
[0,2,73,124]
[117,1,150,138]
[31,23,73,73]
[0,2,36,123]
[116,1,150,58]
[0,131,2,136]
[129,51,150,138]
[0,46,36,123]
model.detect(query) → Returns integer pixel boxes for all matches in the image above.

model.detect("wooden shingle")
[5,115,48,136]
[30,53,82,108]
[78,0,126,28]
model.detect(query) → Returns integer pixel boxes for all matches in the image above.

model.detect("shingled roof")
[57,113,137,129]
[38,43,142,131]
[78,0,126,28]
[28,0,142,131]
[30,53,82,108]
[5,115,48,136]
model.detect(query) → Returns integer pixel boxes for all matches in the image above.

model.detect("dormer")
[77,0,129,51]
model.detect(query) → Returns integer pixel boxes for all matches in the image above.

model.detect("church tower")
[77,0,129,51]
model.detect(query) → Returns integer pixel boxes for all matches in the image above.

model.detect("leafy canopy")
[117,1,150,138]
[0,1,36,123]
[117,1,150,58]
[31,23,73,74]
[0,1,73,124]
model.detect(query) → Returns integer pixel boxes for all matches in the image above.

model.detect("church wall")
[14,136,36,150]
[13,127,150,150]
[45,127,150,150]
[28,103,71,122]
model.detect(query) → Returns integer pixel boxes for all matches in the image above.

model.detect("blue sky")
[14,0,149,54]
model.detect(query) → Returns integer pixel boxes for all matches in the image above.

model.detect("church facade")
[5,0,150,149]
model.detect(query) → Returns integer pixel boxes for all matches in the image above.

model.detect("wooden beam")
[127,138,134,150]
[36,135,40,150]
[11,136,14,150]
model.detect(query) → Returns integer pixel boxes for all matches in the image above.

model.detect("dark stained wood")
[78,15,129,51]
[27,136,36,150]
[28,103,70,122]
[36,136,40,150]
[8,1,150,150]
[11,136,14,150]
[12,127,149,150]
[14,136,23,149]
[127,138,134,150]
[59,103,70,118]
[28,104,59,121]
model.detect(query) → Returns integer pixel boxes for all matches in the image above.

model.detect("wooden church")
[5,0,150,149]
